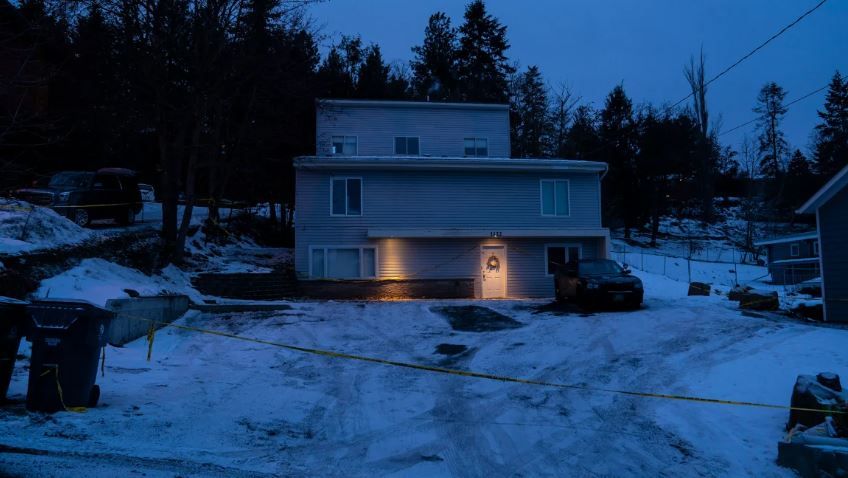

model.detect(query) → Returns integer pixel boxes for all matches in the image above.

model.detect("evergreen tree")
[456,0,514,103]
[599,85,638,236]
[785,149,817,214]
[753,82,789,179]
[357,44,389,99]
[561,105,600,159]
[318,46,354,98]
[410,12,458,100]
[812,71,848,178]
[510,65,550,157]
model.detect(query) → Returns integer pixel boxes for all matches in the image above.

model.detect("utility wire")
[718,83,830,137]
[669,0,829,111]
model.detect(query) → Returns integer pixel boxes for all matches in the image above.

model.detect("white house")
[294,99,610,299]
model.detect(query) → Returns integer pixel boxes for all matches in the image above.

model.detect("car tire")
[73,209,90,227]
[117,208,136,226]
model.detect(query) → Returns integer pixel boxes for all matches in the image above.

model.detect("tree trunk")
[172,120,202,264]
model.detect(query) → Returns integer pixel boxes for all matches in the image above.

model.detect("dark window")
[93,175,121,190]
[547,245,581,275]
[464,138,488,157]
[331,177,362,216]
[394,137,420,155]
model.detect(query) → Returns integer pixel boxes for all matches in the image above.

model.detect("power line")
[670,0,828,111]
[718,83,830,137]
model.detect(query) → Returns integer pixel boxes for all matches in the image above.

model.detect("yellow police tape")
[39,366,87,413]
[136,316,846,415]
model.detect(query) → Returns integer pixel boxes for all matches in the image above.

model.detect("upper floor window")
[540,180,570,216]
[790,243,800,257]
[331,136,357,155]
[464,138,488,157]
[331,177,362,216]
[813,240,819,256]
[394,137,420,155]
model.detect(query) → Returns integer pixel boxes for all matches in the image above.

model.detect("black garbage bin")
[0,296,29,402]
[25,299,113,413]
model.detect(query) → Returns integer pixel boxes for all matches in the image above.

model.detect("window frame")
[393,136,421,156]
[790,243,800,257]
[813,240,819,256]
[330,135,358,156]
[308,245,378,279]
[329,176,363,217]
[463,137,489,157]
[544,243,583,277]
[540,179,571,217]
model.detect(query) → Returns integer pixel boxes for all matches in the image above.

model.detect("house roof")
[317,98,509,111]
[294,156,608,174]
[797,163,848,214]
[753,231,818,247]
[367,228,610,239]
[770,257,821,266]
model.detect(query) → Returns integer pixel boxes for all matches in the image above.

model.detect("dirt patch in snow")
[432,305,523,332]
[434,343,468,355]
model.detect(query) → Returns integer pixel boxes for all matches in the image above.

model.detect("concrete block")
[105,295,190,346]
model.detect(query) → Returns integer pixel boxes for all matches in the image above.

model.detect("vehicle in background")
[15,168,143,227]
[554,258,644,309]
[138,183,156,202]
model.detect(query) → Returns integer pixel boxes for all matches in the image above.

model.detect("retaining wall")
[106,295,190,346]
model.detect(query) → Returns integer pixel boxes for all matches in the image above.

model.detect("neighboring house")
[294,99,610,299]
[797,164,848,322]
[754,231,820,285]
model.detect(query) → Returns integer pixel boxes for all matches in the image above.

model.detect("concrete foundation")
[105,295,190,346]
[298,278,475,300]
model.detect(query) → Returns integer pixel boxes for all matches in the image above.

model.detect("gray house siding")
[294,168,605,298]
[819,187,848,322]
[766,240,820,285]
[316,102,510,158]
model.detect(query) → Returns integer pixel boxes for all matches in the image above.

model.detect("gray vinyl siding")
[767,240,817,262]
[819,187,848,322]
[316,103,510,157]
[295,168,604,298]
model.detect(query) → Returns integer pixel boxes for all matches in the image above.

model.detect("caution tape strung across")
[134,315,845,415]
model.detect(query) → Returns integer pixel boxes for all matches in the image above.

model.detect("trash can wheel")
[88,384,100,408]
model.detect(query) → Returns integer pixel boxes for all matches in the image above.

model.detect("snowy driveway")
[3,272,847,477]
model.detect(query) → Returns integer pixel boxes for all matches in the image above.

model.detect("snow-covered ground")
[3,269,845,477]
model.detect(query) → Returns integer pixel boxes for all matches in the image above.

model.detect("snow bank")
[35,258,189,306]
[0,199,92,254]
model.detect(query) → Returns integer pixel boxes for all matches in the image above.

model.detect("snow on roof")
[753,231,818,246]
[770,257,820,265]
[294,156,608,173]
[797,163,848,214]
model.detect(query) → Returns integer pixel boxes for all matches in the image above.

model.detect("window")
[93,175,121,190]
[540,180,570,216]
[813,240,819,256]
[394,137,420,155]
[331,136,357,155]
[309,246,377,279]
[331,177,362,216]
[463,138,488,157]
[546,245,581,275]
[790,243,800,257]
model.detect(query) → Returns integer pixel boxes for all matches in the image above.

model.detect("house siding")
[316,102,510,157]
[819,187,848,322]
[295,168,605,298]
[763,239,819,285]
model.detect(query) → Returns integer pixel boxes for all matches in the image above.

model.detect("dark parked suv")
[554,259,644,309]
[16,168,143,227]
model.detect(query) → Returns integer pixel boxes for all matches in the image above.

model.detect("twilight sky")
[309,0,847,155]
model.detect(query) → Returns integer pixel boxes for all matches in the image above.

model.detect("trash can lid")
[28,298,113,316]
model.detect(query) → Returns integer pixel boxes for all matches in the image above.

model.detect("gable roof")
[294,156,608,174]
[797,164,848,214]
[753,231,818,247]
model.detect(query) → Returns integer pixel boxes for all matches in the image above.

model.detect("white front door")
[481,245,507,298]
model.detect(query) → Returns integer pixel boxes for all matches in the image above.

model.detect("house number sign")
[490,231,502,238]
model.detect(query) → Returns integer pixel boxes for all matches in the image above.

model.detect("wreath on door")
[486,254,500,272]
